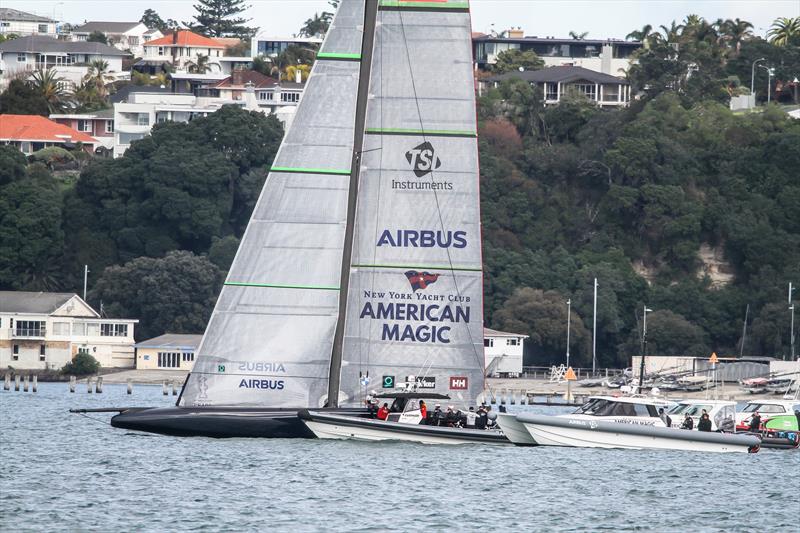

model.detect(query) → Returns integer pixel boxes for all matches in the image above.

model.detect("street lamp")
[758,64,774,104]
[566,298,572,369]
[751,57,765,96]
[638,306,653,391]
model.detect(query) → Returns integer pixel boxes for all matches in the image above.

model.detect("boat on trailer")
[498,396,761,453]
[300,391,509,445]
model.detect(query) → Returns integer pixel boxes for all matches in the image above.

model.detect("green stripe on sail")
[225,281,340,290]
[351,263,482,272]
[365,128,476,138]
[317,52,362,60]
[378,0,470,9]
[270,166,351,175]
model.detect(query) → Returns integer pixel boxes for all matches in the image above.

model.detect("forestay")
[179,0,366,407]
[338,0,484,405]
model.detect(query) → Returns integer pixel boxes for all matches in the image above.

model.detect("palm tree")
[768,16,800,46]
[568,30,589,40]
[29,69,70,113]
[72,80,105,111]
[84,59,114,97]
[659,21,682,43]
[721,18,754,53]
[299,13,328,37]
[186,54,211,74]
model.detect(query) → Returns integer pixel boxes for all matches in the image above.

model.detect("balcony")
[11,326,47,339]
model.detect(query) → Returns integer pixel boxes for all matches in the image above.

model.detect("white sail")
[338,0,485,405]
[180,0,366,407]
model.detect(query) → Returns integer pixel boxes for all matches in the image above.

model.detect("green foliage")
[208,235,240,270]
[0,79,49,115]
[87,31,108,44]
[619,310,709,359]
[0,146,27,185]
[492,49,544,74]
[29,147,76,169]
[140,9,178,33]
[89,251,223,340]
[186,0,256,38]
[61,352,100,376]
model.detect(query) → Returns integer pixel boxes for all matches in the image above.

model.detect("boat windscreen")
[572,398,602,414]
[668,404,712,416]
[742,404,787,414]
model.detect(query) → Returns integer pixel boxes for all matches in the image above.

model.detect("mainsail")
[337,0,485,405]
[179,1,367,407]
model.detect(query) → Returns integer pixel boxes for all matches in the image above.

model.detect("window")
[633,404,650,417]
[17,53,27,62]
[15,320,45,337]
[105,120,114,133]
[77,119,92,132]
[100,323,128,337]
[158,352,180,368]
[13,344,19,355]
[86,322,100,336]
[280,92,300,103]
[572,83,597,100]
[128,36,139,46]
[507,338,519,346]
[545,82,558,100]
[38,24,49,33]
[258,91,274,101]
[72,322,86,336]
[484,338,494,348]
[158,46,164,56]
[78,347,89,355]
[40,344,46,360]
[53,322,70,335]
[136,114,150,126]
[182,352,195,362]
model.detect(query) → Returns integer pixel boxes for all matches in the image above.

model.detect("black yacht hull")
[110,406,367,438]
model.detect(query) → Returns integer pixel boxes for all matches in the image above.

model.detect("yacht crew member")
[419,400,427,422]
[680,413,694,430]
[475,405,488,430]
[433,404,445,426]
[465,406,477,428]
[697,413,712,432]
[377,403,390,421]
[749,412,762,433]
[366,397,378,418]
[658,408,672,427]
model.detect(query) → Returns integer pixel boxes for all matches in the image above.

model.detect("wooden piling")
[23,375,29,392]
[32,375,37,393]
[69,375,76,393]
[3,373,9,391]
[171,380,177,395]
[162,381,168,395]
[126,378,133,395]
[95,376,103,393]
[87,377,93,393]
[14,375,20,391]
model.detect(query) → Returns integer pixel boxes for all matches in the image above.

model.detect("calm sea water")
[1,383,797,532]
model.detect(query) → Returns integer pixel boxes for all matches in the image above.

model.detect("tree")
[87,30,108,44]
[568,30,589,40]
[767,16,800,46]
[62,352,100,375]
[492,49,544,74]
[626,24,656,48]
[187,0,256,38]
[619,310,709,358]
[208,235,239,270]
[29,69,70,113]
[0,145,28,185]
[89,251,223,340]
[0,79,49,115]
[299,13,329,37]
[141,8,169,32]
[84,59,114,98]
[720,18,753,53]
[186,54,211,74]
[72,80,106,112]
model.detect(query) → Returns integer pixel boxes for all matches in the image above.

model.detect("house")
[0,291,138,370]
[135,333,202,370]
[49,108,115,153]
[141,30,227,72]
[71,21,162,57]
[488,66,631,107]
[195,69,304,114]
[484,327,529,378]
[0,8,57,37]
[473,28,640,77]
[251,35,321,57]
[0,35,128,90]
[0,114,99,154]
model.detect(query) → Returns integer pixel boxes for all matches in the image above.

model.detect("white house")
[488,66,631,107]
[484,327,528,377]
[71,21,162,57]
[141,30,227,72]
[0,291,138,370]
[0,8,57,37]
[251,35,321,57]
[135,333,202,371]
[0,35,128,90]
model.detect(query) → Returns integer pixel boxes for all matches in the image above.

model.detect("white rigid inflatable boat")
[498,396,761,453]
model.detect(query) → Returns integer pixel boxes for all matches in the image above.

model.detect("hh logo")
[449,376,468,390]
[405,141,441,177]
[404,270,439,292]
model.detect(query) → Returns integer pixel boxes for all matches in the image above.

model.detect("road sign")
[564,366,577,381]
[382,375,395,388]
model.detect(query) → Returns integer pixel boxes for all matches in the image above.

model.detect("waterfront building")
[484,327,529,377]
[473,28,640,76]
[0,35,128,90]
[135,334,202,371]
[71,21,162,58]
[488,66,631,107]
[49,108,115,154]
[0,114,99,154]
[0,291,138,370]
[0,8,57,38]
[140,30,227,72]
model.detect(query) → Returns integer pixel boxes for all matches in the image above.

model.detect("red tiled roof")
[145,30,226,48]
[0,114,97,144]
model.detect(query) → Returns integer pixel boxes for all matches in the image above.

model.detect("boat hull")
[517,414,760,453]
[496,413,537,446]
[110,406,366,438]
[299,410,510,445]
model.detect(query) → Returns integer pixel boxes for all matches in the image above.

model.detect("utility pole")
[638,306,652,391]
[750,57,765,101]
[83,265,89,301]
[592,278,598,375]
[565,299,572,370]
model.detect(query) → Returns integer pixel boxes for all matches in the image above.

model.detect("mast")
[326,0,379,407]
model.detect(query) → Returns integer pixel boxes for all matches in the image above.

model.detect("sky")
[5,0,799,40]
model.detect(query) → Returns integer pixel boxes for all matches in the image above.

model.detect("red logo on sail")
[404,271,439,292]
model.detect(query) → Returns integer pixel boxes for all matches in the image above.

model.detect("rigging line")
[396,10,488,388]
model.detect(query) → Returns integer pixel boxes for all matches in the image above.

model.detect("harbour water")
[1,383,797,532]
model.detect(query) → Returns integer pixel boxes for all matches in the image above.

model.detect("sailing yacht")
[109,0,487,438]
